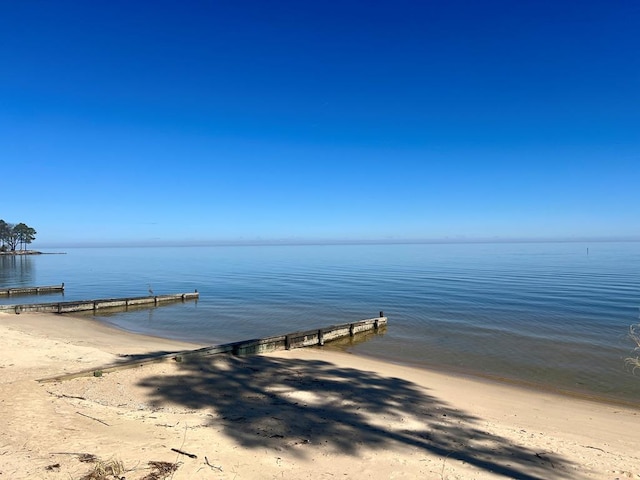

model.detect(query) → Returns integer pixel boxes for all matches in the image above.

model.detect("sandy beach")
[1,312,639,480]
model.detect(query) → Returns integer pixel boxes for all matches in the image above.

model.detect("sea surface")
[2,242,639,405]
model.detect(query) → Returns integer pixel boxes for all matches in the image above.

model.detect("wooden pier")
[38,314,388,383]
[0,283,65,296]
[0,291,199,314]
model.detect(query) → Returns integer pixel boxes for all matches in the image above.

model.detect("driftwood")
[76,411,110,426]
[171,448,197,459]
[205,457,223,471]
[46,391,86,401]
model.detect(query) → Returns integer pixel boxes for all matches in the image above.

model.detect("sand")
[0,312,639,480]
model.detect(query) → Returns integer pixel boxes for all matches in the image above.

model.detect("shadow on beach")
[136,353,574,480]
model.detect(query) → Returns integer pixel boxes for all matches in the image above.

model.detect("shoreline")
[1,311,639,479]
[6,308,638,408]
[16,309,638,409]
[77,308,639,409]
[339,347,640,411]
[0,250,42,255]
[0,250,66,255]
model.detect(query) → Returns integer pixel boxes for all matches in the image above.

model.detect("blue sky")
[1,0,639,246]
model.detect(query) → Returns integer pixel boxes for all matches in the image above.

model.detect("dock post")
[375,311,384,330]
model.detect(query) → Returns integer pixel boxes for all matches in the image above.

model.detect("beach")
[1,312,639,479]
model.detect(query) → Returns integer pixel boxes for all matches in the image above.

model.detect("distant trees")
[0,220,37,252]
[0,220,11,251]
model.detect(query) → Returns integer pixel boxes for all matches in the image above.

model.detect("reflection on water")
[0,255,35,286]
[322,325,388,350]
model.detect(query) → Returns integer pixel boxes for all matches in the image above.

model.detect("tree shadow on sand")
[137,353,574,480]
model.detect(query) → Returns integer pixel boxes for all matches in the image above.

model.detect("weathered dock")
[0,283,65,296]
[38,314,388,383]
[0,291,199,314]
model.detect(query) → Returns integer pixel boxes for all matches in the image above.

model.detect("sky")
[1,0,639,247]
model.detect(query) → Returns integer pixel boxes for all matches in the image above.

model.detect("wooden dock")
[0,283,65,296]
[0,291,199,314]
[38,314,388,383]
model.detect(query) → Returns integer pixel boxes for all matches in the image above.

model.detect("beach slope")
[0,312,638,479]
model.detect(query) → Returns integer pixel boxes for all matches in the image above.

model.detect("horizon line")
[33,236,640,249]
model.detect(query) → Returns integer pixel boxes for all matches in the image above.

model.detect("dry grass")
[77,456,179,480]
[79,457,125,480]
[625,323,640,374]
[141,461,180,480]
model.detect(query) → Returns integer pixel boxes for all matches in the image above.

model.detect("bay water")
[2,242,639,405]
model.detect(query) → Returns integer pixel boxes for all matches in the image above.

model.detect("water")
[2,242,639,406]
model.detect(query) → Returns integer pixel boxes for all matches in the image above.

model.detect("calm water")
[2,242,639,405]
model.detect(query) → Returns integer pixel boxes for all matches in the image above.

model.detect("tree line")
[0,220,37,252]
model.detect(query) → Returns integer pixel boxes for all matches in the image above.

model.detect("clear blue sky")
[2,1,639,246]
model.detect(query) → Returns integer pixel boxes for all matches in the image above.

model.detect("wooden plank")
[37,316,387,383]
